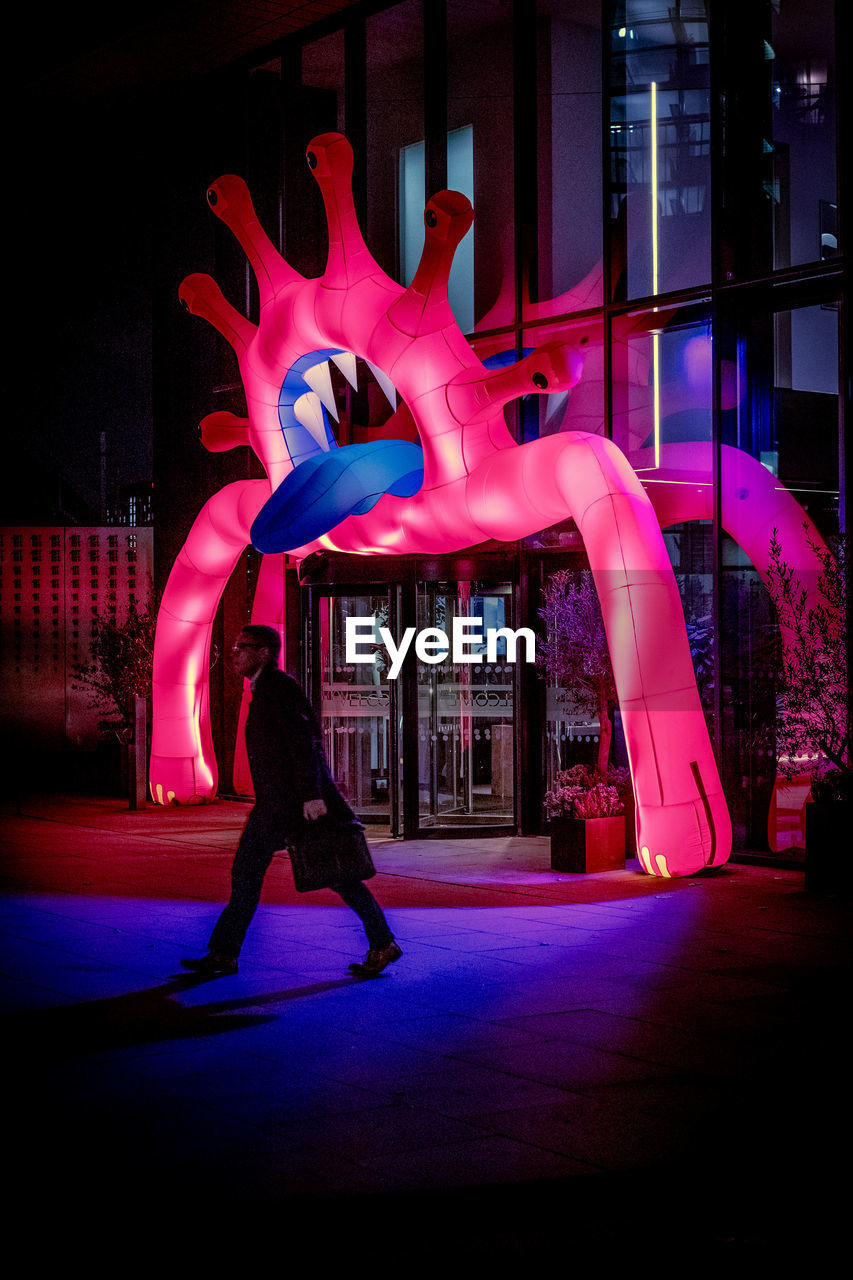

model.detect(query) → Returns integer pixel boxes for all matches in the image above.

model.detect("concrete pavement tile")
[444,977,651,1018]
[578,1074,734,1121]
[448,1037,677,1092]
[365,1012,546,1054]
[282,1101,487,1162]
[465,1093,700,1170]
[304,1038,454,1086]
[207,1143,409,1199]
[376,1061,584,1117]
[359,1133,593,1190]
[149,1059,387,1122]
[401,927,550,952]
[495,1007,765,1076]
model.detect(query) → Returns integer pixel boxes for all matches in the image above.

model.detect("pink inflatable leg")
[150,479,269,805]
[469,431,732,876]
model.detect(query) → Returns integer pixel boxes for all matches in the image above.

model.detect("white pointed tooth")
[543,390,569,429]
[293,393,331,451]
[303,360,338,422]
[366,360,397,411]
[331,351,358,389]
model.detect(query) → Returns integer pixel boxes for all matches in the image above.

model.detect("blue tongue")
[250,440,424,552]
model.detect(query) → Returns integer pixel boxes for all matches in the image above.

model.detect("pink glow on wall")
[151,131,825,878]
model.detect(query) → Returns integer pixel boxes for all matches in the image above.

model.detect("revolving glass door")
[311,588,402,833]
[417,580,516,828]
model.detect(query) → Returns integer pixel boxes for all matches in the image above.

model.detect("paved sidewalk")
[2,795,850,1255]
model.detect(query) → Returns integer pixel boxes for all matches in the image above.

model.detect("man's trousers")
[208,805,393,957]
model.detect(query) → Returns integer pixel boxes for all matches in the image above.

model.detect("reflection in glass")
[610,2,711,299]
[400,125,474,332]
[301,29,346,133]
[448,0,515,329]
[417,581,515,827]
[513,319,605,444]
[367,0,425,280]
[719,0,838,279]
[611,307,713,472]
[536,0,603,308]
[319,594,394,824]
[767,0,837,270]
[542,567,612,794]
[720,301,840,852]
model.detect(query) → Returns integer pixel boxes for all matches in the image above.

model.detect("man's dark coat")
[245,663,356,837]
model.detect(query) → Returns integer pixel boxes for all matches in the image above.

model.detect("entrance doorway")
[307,574,519,836]
[310,588,403,834]
[416,580,515,828]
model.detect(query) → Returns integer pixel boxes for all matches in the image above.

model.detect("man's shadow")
[8,972,362,1065]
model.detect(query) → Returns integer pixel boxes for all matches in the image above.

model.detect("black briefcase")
[288,818,376,893]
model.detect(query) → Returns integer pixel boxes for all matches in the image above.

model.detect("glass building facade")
[161,0,846,854]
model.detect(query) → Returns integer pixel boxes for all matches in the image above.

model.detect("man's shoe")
[348,941,402,975]
[180,952,238,976]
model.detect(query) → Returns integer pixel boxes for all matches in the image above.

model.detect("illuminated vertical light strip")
[652,335,661,466]
[651,82,659,293]
[651,81,661,469]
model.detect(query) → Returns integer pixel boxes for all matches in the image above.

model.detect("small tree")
[765,526,850,800]
[685,614,715,710]
[538,569,617,778]
[72,594,158,741]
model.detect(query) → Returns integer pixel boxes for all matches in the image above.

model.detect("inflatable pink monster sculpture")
[150,131,825,878]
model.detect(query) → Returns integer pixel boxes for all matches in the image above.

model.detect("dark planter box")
[550,815,625,873]
[805,801,852,892]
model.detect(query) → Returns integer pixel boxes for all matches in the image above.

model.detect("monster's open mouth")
[249,348,424,554]
[279,348,403,465]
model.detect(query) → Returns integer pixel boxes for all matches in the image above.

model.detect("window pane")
[319,594,394,824]
[720,299,840,853]
[301,29,346,134]
[768,0,838,269]
[611,306,713,478]
[537,0,603,310]
[367,0,425,281]
[720,0,839,279]
[610,1,711,299]
[447,125,475,333]
[281,38,344,280]
[520,317,606,444]
[448,0,515,330]
[723,303,840,537]
[400,125,474,333]
[399,138,426,288]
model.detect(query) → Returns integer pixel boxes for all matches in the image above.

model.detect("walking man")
[181,624,401,977]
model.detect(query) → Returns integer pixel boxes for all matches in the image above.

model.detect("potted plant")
[765,527,850,890]
[544,763,628,872]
